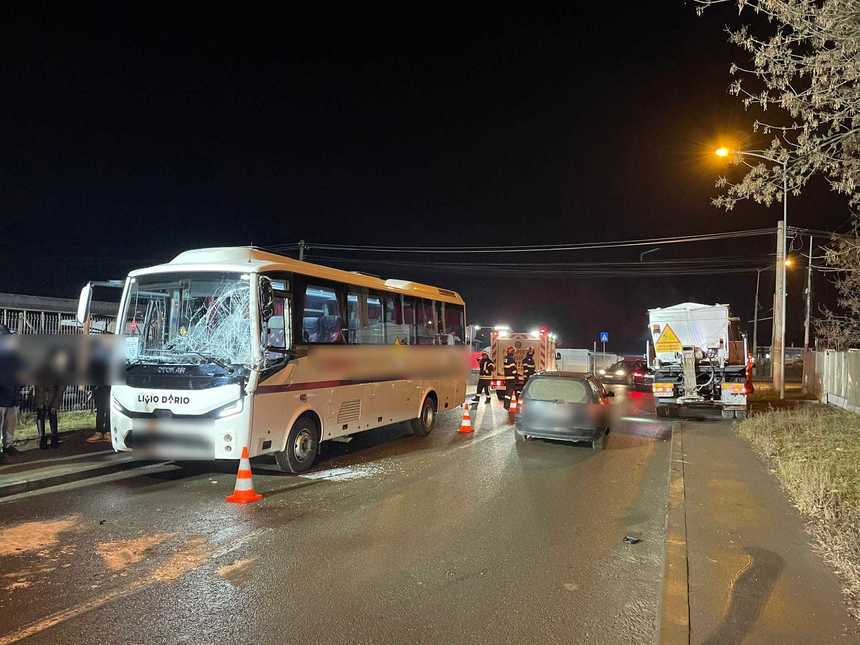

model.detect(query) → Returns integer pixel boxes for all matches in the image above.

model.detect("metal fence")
[752,346,805,381]
[2,300,117,413]
[803,349,860,414]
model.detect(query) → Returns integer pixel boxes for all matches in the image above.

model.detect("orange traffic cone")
[225,447,263,504]
[458,401,474,433]
[508,391,519,422]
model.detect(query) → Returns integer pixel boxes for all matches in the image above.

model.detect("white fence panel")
[805,349,860,414]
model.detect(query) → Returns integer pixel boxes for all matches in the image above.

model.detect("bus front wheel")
[276,417,320,474]
[410,396,437,437]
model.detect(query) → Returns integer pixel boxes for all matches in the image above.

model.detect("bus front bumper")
[111,410,248,461]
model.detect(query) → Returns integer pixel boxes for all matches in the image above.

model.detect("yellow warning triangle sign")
[655,324,682,353]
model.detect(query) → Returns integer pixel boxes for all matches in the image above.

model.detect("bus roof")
[128,246,465,305]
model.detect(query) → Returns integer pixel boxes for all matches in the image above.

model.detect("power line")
[265,228,777,254]
[305,254,774,277]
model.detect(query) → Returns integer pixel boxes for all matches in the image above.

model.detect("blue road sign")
[599,331,609,344]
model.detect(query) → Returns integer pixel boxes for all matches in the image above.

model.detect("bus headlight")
[111,397,129,416]
[212,398,244,418]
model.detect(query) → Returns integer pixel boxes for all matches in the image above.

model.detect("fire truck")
[489,327,558,400]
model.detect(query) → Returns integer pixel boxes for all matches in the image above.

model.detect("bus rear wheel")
[276,417,320,474]
[410,396,437,437]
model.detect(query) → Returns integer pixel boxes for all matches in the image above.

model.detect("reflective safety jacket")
[503,353,517,380]
[522,353,536,379]
[478,357,495,380]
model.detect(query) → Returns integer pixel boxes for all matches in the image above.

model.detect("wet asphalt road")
[0,386,672,644]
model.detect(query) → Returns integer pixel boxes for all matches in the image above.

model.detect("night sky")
[1,5,852,353]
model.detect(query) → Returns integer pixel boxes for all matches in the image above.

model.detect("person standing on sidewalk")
[33,348,66,450]
[0,324,21,457]
[86,385,111,443]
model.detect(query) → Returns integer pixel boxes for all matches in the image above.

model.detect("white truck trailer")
[648,302,749,418]
[555,349,620,373]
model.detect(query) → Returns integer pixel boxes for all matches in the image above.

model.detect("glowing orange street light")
[713,142,791,400]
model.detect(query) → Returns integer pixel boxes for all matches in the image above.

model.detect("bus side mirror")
[76,283,93,325]
[259,278,274,322]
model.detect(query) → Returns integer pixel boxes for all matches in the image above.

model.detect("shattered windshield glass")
[120,272,253,366]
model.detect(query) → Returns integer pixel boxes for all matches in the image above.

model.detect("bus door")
[252,278,299,454]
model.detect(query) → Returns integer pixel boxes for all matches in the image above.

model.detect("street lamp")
[716,146,790,399]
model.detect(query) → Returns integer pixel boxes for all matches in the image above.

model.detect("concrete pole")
[804,235,813,349]
[773,220,786,398]
[298,240,306,261]
[779,161,788,399]
[752,268,761,365]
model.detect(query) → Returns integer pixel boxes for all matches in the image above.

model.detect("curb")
[0,456,153,499]
[656,420,690,645]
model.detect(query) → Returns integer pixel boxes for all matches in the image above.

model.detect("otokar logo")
[137,394,191,406]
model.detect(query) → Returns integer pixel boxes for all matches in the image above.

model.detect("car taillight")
[633,371,642,377]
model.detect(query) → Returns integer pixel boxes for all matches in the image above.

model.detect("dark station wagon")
[515,372,613,450]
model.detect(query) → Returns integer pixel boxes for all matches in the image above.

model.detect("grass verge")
[14,410,97,442]
[738,405,860,620]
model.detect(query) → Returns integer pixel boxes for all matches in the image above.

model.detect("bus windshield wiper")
[185,350,235,373]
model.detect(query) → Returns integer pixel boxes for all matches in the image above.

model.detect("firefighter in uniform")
[503,346,517,409]
[472,352,494,404]
[522,347,536,388]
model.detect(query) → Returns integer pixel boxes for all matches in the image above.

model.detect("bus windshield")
[120,271,253,367]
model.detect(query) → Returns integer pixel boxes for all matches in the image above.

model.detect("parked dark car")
[597,359,646,385]
[515,372,613,450]
[632,366,655,392]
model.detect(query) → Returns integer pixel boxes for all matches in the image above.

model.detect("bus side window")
[383,293,407,345]
[346,288,384,344]
[401,297,415,345]
[302,284,344,344]
[434,301,444,341]
[415,299,436,345]
[444,303,465,345]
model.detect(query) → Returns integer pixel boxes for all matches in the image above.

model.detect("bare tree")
[814,230,860,348]
[696,0,860,346]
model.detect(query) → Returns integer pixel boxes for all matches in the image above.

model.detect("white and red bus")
[77,247,467,473]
